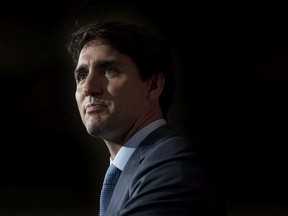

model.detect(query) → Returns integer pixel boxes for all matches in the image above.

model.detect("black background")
[1,1,288,215]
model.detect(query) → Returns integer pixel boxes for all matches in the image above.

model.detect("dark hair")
[66,21,176,120]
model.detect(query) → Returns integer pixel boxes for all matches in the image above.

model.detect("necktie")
[99,164,122,216]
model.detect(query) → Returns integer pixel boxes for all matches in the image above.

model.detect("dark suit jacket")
[106,124,225,215]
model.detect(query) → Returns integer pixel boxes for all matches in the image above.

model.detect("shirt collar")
[111,119,166,170]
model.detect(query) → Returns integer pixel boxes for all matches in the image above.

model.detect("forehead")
[84,39,105,48]
[79,41,119,61]
[76,40,138,72]
[81,40,110,53]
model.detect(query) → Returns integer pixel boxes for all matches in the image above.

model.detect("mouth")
[86,103,107,113]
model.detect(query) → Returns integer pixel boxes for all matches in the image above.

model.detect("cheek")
[118,84,148,105]
[107,81,124,97]
[107,79,149,111]
[108,76,147,96]
[75,90,80,103]
[75,90,84,109]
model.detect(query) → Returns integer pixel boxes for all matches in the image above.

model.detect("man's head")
[67,21,176,120]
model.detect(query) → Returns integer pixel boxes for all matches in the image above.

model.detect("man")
[66,20,225,215]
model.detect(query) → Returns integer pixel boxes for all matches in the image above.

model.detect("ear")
[147,73,165,100]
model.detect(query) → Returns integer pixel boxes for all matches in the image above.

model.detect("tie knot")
[104,164,122,185]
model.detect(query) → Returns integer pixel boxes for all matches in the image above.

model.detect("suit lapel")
[106,124,178,214]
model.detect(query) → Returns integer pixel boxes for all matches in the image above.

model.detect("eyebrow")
[74,59,121,75]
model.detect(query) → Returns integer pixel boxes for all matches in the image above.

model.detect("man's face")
[74,41,151,143]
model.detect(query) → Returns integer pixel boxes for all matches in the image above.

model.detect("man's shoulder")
[137,123,200,162]
[140,123,198,149]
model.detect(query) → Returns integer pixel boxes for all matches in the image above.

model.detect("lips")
[86,103,106,113]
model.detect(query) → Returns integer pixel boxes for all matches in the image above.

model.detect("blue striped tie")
[99,164,122,216]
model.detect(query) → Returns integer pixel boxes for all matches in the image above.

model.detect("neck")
[104,114,163,158]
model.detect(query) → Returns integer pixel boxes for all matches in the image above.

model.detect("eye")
[76,72,87,83]
[104,67,120,78]
[79,73,87,81]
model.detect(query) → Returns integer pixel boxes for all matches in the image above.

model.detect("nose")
[83,72,103,97]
